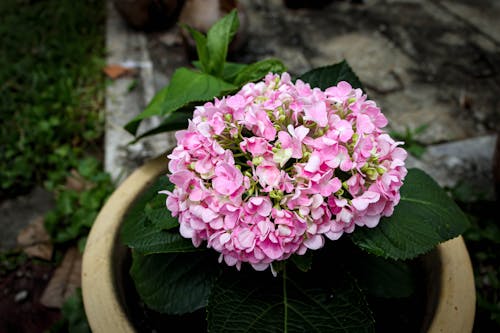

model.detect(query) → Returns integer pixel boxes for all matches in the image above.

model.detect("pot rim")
[82,155,476,333]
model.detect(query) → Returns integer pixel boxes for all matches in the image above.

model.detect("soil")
[0,259,61,333]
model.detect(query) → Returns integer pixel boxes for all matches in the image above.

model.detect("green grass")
[460,200,500,331]
[0,1,111,329]
[0,0,106,197]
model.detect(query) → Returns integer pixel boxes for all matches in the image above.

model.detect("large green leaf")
[124,84,170,135]
[124,68,236,135]
[298,60,363,90]
[351,168,469,260]
[289,252,313,272]
[348,253,416,298]
[221,61,249,82]
[121,175,176,229]
[122,216,195,254]
[233,59,287,86]
[183,24,209,72]
[192,61,248,83]
[130,251,220,314]
[144,190,179,231]
[193,59,286,86]
[128,109,193,144]
[207,266,374,333]
[121,176,197,254]
[205,10,239,76]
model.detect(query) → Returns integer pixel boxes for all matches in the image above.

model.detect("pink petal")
[226,95,246,109]
[304,152,321,173]
[237,229,256,248]
[260,239,283,260]
[305,101,328,127]
[356,114,375,134]
[303,235,324,250]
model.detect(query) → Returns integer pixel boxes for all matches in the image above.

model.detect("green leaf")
[221,62,248,82]
[124,68,236,135]
[128,109,193,144]
[348,253,416,298]
[130,251,220,314]
[205,10,239,76]
[233,59,287,85]
[194,60,285,86]
[121,176,196,254]
[121,175,171,225]
[122,220,194,254]
[207,266,374,333]
[124,84,170,135]
[298,60,363,90]
[351,168,470,260]
[183,25,209,72]
[77,157,99,178]
[290,252,313,272]
[145,193,179,230]
[55,289,91,333]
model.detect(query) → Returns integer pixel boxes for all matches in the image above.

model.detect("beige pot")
[82,155,476,333]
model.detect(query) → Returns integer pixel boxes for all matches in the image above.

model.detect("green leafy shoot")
[182,10,239,76]
[124,68,237,135]
[232,59,287,85]
[124,10,285,139]
[204,9,239,76]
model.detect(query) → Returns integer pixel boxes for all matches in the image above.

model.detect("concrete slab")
[105,1,175,183]
[0,188,55,251]
[406,135,497,201]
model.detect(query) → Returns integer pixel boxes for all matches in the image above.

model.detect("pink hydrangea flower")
[165,73,407,271]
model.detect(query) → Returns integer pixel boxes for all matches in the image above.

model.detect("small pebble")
[14,290,29,303]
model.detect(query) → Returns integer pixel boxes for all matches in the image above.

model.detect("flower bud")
[376,166,386,175]
[351,133,359,144]
[252,156,264,166]
[365,168,378,181]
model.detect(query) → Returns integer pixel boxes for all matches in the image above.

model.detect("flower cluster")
[164,73,407,271]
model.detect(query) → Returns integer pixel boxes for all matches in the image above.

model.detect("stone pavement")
[2,0,499,250]
[106,0,499,198]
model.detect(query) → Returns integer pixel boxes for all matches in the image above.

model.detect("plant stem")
[283,264,288,333]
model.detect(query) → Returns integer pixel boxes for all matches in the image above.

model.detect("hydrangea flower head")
[165,73,407,271]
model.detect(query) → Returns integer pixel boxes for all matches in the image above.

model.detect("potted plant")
[82,10,475,332]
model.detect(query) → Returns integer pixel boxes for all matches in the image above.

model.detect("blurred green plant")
[460,199,500,330]
[390,124,428,158]
[0,250,27,278]
[44,157,114,251]
[48,289,91,333]
[0,0,106,197]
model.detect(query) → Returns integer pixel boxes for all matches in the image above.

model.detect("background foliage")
[0,0,106,198]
